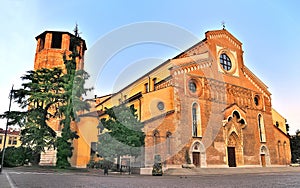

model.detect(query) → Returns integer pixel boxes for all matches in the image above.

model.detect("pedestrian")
[104,166,108,176]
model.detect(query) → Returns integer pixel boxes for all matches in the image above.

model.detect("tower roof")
[35,30,87,51]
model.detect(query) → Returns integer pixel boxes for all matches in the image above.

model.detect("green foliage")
[55,34,91,168]
[152,154,163,176]
[0,68,64,164]
[185,149,191,164]
[87,159,113,169]
[55,137,72,168]
[97,104,145,167]
[0,146,32,167]
[290,130,300,163]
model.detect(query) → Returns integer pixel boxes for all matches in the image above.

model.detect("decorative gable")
[205,29,242,50]
[222,103,247,128]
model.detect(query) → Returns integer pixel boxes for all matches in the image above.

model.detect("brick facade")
[33,28,291,170]
[97,29,291,171]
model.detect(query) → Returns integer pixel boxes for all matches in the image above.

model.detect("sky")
[0,0,299,134]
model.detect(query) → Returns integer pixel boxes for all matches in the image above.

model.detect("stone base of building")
[39,148,57,166]
[71,164,87,168]
[140,167,153,175]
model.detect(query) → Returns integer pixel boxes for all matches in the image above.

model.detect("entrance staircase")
[164,166,298,176]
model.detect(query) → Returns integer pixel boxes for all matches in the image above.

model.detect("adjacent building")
[0,128,21,150]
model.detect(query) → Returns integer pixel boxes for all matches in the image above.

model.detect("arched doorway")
[227,131,244,167]
[190,141,206,168]
[260,145,270,167]
[227,133,237,167]
[223,109,246,167]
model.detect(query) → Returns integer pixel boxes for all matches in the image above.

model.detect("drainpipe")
[138,98,142,121]
[148,75,151,92]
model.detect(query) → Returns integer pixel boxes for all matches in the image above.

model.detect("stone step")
[164,166,300,176]
[39,149,57,166]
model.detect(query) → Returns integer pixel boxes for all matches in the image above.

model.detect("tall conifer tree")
[56,27,92,168]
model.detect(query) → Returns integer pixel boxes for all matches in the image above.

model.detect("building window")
[7,137,17,145]
[69,37,75,51]
[12,137,17,145]
[254,95,260,106]
[220,53,232,71]
[283,141,287,165]
[51,33,62,49]
[275,121,279,127]
[0,135,2,144]
[39,34,45,52]
[166,132,172,155]
[277,140,281,161]
[192,103,201,137]
[157,102,165,111]
[191,103,202,137]
[153,78,157,91]
[153,130,159,154]
[144,83,149,93]
[258,114,266,142]
[8,137,13,145]
[189,80,197,93]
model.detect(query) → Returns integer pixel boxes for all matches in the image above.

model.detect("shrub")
[152,154,163,176]
[0,146,32,167]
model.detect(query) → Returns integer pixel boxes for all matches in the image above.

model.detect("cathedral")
[33,27,291,173]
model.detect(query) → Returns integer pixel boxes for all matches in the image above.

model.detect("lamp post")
[0,85,13,174]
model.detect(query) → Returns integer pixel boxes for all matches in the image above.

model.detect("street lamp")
[0,85,14,174]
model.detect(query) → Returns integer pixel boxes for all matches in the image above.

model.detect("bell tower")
[34,30,87,71]
[35,29,88,167]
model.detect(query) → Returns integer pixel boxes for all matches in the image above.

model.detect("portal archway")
[260,145,270,167]
[190,141,206,168]
[223,107,246,167]
[227,132,243,167]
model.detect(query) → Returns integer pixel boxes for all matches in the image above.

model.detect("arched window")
[153,130,159,154]
[283,141,287,165]
[192,103,201,137]
[258,114,266,142]
[233,111,240,119]
[166,132,172,155]
[277,140,281,163]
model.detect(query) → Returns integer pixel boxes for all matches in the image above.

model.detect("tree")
[55,31,92,168]
[0,68,64,164]
[290,130,300,163]
[97,104,145,170]
[0,27,92,167]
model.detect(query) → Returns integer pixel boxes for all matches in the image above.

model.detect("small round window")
[157,102,165,111]
[189,81,197,93]
[254,95,259,106]
[220,53,232,71]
